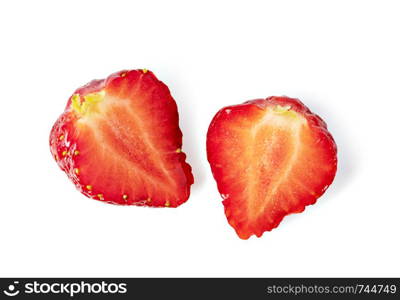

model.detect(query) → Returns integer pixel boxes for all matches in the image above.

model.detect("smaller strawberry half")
[50,69,193,207]
[207,96,337,239]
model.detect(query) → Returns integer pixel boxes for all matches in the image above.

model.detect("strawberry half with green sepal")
[206,96,337,239]
[50,69,193,207]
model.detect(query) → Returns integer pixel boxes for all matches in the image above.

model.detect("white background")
[1,0,399,277]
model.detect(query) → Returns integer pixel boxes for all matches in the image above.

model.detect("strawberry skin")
[207,96,337,239]
[50,69,193,207]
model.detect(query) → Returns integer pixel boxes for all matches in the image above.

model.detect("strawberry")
[207,96,337,239]
[50,69,193,207]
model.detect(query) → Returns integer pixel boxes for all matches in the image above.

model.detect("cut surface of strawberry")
[50,69,193,207]
[206,96,337,239]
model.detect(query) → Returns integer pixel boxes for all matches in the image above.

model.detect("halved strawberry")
[50,69,193,207]
[207,96,337,239]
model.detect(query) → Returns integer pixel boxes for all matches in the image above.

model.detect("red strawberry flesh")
[50,69,193,207]
[206,96,337,239]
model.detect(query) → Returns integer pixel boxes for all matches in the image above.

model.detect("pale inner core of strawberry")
[247,105,307,219]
